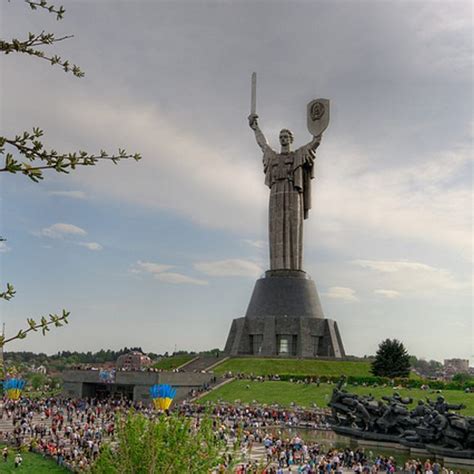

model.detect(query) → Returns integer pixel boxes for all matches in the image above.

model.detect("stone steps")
[191,377,235,401]
[0,414,51,434]
[180,356,226,373]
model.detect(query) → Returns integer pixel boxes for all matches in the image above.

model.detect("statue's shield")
[307,98,330,136]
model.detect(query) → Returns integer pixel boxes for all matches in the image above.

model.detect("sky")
[0,0,472,362]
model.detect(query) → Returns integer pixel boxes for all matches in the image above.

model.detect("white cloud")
[374,289,400,299]
[353,260,435,273]
[194,259,263,278]
[78,242,103,251]
[410,3,471,73]
[153,272,207,286]
[48,190,87,199]
[62,101,265,234]
[352,259,470,293]
[130,261,206,285]
[39,223,87,239]
[310,142,472,260]
[0,241,11,253]
[324,287,358,302]
[132,261,174,274]
[243,239,266,249]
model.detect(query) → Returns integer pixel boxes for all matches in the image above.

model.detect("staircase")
[190,377,235,401]
[179,355,228,373]
[0,413,51,438]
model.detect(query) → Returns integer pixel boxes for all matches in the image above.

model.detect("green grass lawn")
[152,354,195,370]
[0,446,68,473]
[212,358,373,377]
[200,380,474,415]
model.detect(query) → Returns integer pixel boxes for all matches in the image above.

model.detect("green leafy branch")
[2,2,80,76]
[0,310,70,348]
[25,0,66,20]
[0,31,83,76]
[0,283,16,301]
[0,128,142,182]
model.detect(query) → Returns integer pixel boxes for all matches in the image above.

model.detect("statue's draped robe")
[263,146,315,270]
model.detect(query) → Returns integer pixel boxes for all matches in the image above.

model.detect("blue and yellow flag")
[149,384,176,410]
[3,378,26,401]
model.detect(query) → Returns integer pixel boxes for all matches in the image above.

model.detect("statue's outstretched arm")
[302,134,322,151]
[296,134,321,167]
[248,114,270,152]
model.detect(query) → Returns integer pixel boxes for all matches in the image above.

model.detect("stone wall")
[61,370,215,403]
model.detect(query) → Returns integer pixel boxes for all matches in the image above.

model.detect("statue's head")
[279,129,294,147]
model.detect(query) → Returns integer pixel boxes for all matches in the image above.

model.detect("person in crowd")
[14,452,22,468]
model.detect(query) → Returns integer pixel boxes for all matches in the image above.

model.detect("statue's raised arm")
[248,114,271,152]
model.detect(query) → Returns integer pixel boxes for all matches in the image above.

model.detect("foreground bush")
[91,411,230,474]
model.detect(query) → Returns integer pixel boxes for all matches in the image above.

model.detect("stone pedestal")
[224,270,345,358]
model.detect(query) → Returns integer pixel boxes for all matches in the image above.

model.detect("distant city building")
[443,358,470,379]
[116,351,152,371]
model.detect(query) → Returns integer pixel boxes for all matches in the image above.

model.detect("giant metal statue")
[223,74,344,359]
[247,72,329,270]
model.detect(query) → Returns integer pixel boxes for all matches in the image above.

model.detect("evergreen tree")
[371,338,411,378]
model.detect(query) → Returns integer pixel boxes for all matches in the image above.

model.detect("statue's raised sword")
[251,72,257,115]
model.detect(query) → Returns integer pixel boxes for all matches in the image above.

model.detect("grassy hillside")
[212,358,373,377]
[0,446,68,473]
[152,354,194,370]
[199,380,474,415]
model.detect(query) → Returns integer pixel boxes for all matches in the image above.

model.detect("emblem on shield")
[307,98,330,136]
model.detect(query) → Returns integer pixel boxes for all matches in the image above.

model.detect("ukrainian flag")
[3,379,26,401]
[149,384,177,410]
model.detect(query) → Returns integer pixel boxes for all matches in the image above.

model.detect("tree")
[28,373,47,391]
[409,356,442,378]
[371,338,411,378]
[91,412,233,474]
[0,0,140,363]
[452,372,473,385]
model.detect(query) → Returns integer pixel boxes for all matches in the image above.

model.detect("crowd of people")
[226,433,459,473]
[0,397,129,471]
[179,402,331,432]
[0,396,468,473]
[71,364,176,373]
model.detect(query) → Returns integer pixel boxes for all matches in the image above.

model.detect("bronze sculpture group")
[329,379,474,459]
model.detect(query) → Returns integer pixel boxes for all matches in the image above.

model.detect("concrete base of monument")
[224,270,345,358]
